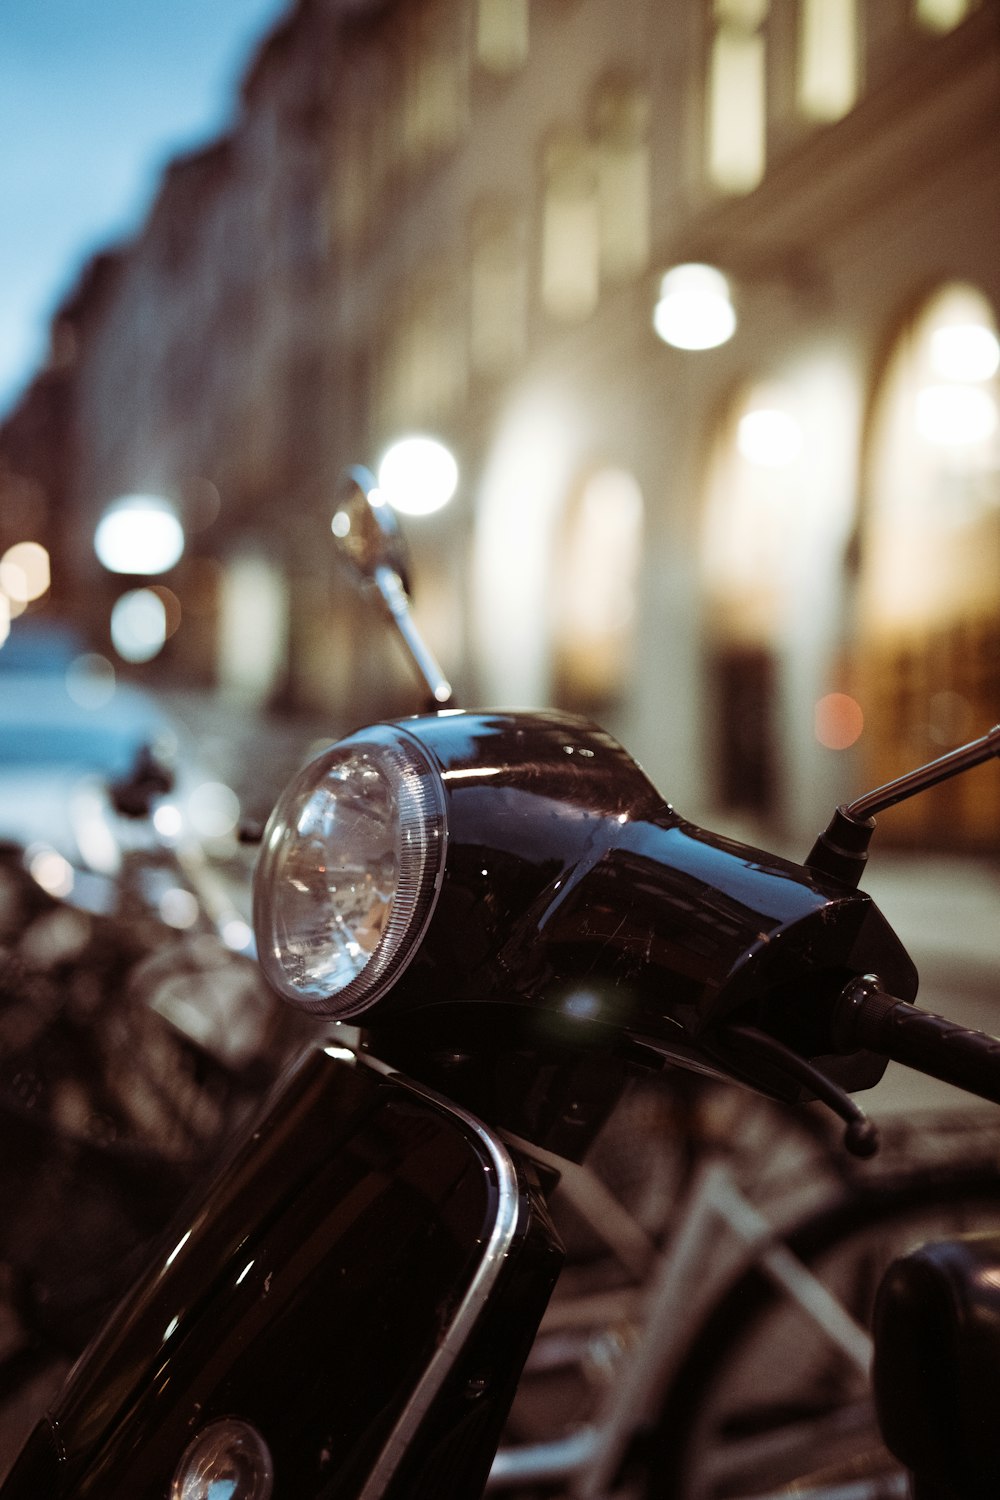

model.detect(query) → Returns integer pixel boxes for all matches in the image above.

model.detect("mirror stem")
[845,723,1000,821]
[806,723,1000,887]
[373,564,453,709]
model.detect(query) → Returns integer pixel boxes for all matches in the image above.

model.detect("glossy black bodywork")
[0,1047,562,1499]
[0,707,923,1498]
[356,711,916,1117]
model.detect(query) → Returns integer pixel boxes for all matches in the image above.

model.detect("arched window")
[706,0,768,194]
[701,381,808,814]
[702,382,805,639]
[550,466,644,710]
[590,76,651,282]
[469,198,528,377]
[859,282,1000,844]
[797,0,858,122]
[914,0,978,33]
[375,270,467,431]
[475,0,529,74]
[401,0,469,165]
[541,129,600,321]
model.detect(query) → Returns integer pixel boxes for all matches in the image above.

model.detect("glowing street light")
[653,262,737,351]
[0,541,50,605]
[110,587,169,662]
[929,323,1000,383]
[377,436,458,516]
[737,407,804,468]
[94,494,185,575]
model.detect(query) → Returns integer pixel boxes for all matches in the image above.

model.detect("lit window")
[706,0,768,193]
[797,0,858,122]
[911,286,999,458]
[330,48,395,245]
[334,125,369,245]
[378,275,467,429]
[218,556,288,705]
[476,0,529,74]
[864,288,999,629]
[541,131,600,321]
[470,201,528,375]
[402,1,469,164]
[551,468,644,709]
[591,78,651,282]
[701,381,805,638]
[859,280,1000,840]
[914,0,975,33]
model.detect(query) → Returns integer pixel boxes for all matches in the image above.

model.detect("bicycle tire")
[499,1076,848,1456]
[640,1158,1000,1499]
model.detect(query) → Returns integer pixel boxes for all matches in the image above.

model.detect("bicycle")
[488,1075,1000,1499]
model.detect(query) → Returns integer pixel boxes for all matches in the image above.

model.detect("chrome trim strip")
[332,1048,523,1499]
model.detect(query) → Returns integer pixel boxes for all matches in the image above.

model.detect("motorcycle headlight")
[171,1418,273,1500]
[253,725,446,1019]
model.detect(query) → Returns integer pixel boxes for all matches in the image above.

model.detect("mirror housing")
[331,465,412,592]
[329,465,452,709]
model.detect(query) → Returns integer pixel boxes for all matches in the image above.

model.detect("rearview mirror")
[329,464,452,709]
[330,466,412,594]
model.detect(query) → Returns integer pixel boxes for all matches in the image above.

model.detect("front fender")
[2,1046,562,1499]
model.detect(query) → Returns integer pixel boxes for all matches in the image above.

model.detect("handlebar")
[831,976,1000,1106]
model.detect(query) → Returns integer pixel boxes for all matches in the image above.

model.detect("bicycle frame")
[487,1154,872,1498]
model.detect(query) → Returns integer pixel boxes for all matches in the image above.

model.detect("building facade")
[2,0,998,848]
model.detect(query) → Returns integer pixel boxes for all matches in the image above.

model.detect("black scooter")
[3,467,1000,1499]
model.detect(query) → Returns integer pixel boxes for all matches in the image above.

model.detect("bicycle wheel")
[643,1160,1000,1499]
[499,1074,847,1462]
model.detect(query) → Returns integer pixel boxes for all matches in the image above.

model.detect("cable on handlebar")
[716,1024,880,1158]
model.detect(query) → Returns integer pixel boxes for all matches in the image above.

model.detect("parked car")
[0,617,254,926]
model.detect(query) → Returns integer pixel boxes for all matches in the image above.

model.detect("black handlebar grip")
[834,976,1000,1105]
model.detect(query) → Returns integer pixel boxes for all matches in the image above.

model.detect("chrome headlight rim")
[171,1416,273,1500]
[253,723,447,1020]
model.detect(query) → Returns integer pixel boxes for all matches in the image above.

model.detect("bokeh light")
[737,408,804,467]
[153,803,185,839]
[915,384,998,446]
[151,584,182,637]
[377,436,458,515]
[182,476,222,533]
[653,263,737,351]
[159,887,200,929]
[111,588,168,662]
[95,494,185,575]
[221,916,254,953]
[66,653,117,709]
[815,693,864,750]
[188,781,241,840]
[28,846,75,899]
[930,323,1000,383]
[1,541,50,603]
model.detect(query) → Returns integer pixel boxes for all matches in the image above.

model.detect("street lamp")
[653,263,737,351]
[377,436,458,516]
[94,493,185,575]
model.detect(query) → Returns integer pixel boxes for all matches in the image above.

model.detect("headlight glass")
[253,725,446,1018]
[171,1417,273,1500]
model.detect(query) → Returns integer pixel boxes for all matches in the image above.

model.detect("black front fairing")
[2,1046,562,1500]
[355,713,917,1120]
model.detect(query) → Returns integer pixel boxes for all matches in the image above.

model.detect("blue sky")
[0,0,290,419]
